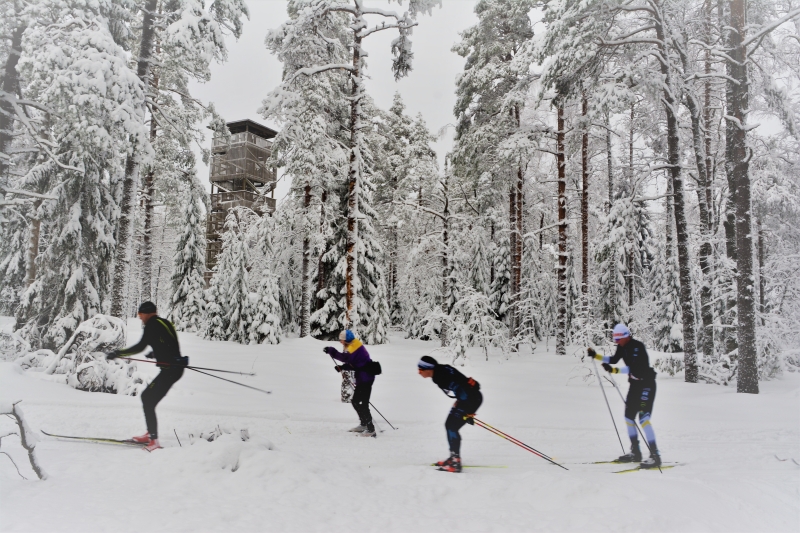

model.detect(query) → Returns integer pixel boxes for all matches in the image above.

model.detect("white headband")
[417,360,435,369]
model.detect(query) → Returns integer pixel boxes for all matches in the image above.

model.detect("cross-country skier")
[106,302,187,452]
[588,323,661,468]
[417,355,482,473]
[323,330,376,437]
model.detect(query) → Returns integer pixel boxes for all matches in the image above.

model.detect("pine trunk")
[25,201,42,287]
[300,183,312,337]
[345,26,363,330]
[605,112,613,212]
[441,177,451,348]
[556,105,567,356]
[111,0,158,318]
[581,97,589,310]
[654,11,698,382]
[728,0,758,394]
[0,23,25,182]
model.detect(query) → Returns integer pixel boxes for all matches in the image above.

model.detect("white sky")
[190,0,480,200]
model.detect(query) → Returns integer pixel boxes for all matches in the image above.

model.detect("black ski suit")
[118,316,186,439]
[432,364,482,455]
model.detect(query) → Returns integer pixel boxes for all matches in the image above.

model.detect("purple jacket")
[329,339,375,385]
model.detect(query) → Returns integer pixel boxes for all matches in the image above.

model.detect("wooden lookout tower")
[205,119,278,283]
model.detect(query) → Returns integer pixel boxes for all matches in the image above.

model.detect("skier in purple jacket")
[323,330,376,437]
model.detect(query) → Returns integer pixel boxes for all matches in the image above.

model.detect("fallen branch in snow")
[1,401,47,480]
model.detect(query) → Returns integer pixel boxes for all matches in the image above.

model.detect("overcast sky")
[190,0,480,199]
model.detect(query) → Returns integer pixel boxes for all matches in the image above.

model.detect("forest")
[1,0,799,396]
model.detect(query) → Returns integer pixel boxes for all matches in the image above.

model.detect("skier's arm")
[601,363,629,374]
[114,322,153,358]
[587,348,615,364]
[323,346,352,365]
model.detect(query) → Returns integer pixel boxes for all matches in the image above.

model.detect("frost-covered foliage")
[170,186,207,332]
[12,4,148,350]
[15,315,146,395]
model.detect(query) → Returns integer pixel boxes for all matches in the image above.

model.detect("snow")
[0,322,798,532]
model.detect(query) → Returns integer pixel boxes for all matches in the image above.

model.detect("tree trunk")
[728,0,758,394]
[25,200,42,287]
[345,22,363,330]
[300,183,312,337]
[581,96,589,311]
[654,9,698,382]
[605,111,613,212]
[315,189,328,313]
[110,0,159,318]
[0,23,25,183]
[757,217,765,321]
[556,104,567,356]
[441,177,451,347]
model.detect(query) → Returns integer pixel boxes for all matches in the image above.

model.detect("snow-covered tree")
[169,184,207,332]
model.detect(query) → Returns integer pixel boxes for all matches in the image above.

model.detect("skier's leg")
[637,380,659,461]
[445,408,468,456]
[141,368,183,439]
[351,383,374,430]
[620,383,642,461]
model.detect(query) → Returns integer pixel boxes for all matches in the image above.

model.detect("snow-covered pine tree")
[110,0,248,316]
[224,209,254,344]
[14,5,148,349]
[273,0,437,331]
[169,183,207,332]
[262,1,351,337]
[247,212,283,344]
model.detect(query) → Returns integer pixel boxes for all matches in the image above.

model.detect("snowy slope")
[1,324,798,533]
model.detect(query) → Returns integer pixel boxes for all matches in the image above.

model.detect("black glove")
[587,347,596,360]
[464,415,475,425]
[106,350,120,360]
[601,363,613,373]
[323,346,334,355]
[334,365,343,373]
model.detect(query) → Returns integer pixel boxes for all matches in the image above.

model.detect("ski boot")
[131,432,152,444]
[358,425,376,438]
[437,454,462,473]
[640,446,661,469]
[616,441,642,463]
[348,425,367,432]
[143,438,162,452]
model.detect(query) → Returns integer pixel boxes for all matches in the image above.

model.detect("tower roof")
[224,119,278,140]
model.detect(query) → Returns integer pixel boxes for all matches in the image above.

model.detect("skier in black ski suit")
[418,355,482,473]
[588,323,661,468]
[106,301,187,452]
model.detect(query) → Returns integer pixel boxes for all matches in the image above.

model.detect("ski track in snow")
[1,326,798,532]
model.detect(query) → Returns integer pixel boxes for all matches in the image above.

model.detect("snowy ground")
[1,321,798,533]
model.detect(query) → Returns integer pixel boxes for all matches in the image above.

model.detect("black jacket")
[119,316,182,366]
[608,338,656,381]
[432,364,480,402]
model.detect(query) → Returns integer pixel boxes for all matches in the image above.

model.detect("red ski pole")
[470,417,568,470]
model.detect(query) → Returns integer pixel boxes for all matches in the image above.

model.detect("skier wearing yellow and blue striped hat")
[587,323,661,468]
[323,330,377,437]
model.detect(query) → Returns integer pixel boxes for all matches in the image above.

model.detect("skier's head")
[417,356,437,378]
[339,330,356,345]
[612,323,631,345]
[137,301,158,324]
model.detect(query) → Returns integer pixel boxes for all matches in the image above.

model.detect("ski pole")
[470,417,556,461]
[590,355,626,454]
[603,374,662,473]
[187,367,271,395]
[123,358,256,376]
[329,354,397,430]
[470,417,568,471]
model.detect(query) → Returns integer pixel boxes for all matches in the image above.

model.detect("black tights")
[352,383,374,431]
[141,367,183,439]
